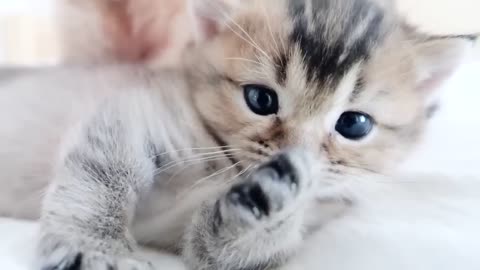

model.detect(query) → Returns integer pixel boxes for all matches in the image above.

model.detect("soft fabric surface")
[0,218,186,269]
[1,61,479,270]
[2,173,480,270]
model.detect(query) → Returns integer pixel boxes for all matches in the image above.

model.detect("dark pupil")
[244,85,278,116]
[335,112,373,140]
[253,91,272,108]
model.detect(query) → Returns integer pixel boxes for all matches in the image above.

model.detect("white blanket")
[1,61,479,270]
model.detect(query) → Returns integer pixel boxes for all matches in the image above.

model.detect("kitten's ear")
[408,26,477,95]
[188,0,244,41]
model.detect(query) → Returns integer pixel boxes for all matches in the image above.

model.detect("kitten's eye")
[335,112,374,140]
[243,84,279,116]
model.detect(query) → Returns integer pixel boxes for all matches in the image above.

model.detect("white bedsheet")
[0,219,186,269]
[1,61,479,270]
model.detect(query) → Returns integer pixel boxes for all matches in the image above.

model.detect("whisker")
[153,154,237,175]
[150,149,241,168]
[244,162,261,179]
[225,57,263,66]
[176,160,246,199]
[204,0,273,64]
[225,164,253,185]
[225,22,272,63]
[148,146,241,160]
[191,161,243,188]
[261,3,282,59]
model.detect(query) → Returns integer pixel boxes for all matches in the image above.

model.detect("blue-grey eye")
[243,84,279,116]
[335,112,374,140]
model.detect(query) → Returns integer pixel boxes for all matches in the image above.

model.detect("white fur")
[0,67,116,218]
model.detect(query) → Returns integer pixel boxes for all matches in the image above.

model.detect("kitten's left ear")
[188,0,245,41]
[410,28,477,95]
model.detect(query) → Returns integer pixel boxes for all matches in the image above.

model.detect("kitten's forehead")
[286,0,391,86]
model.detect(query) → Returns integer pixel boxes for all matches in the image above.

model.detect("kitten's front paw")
[37,236,154,270]
[222,150,313,225]
[184,151,314,270]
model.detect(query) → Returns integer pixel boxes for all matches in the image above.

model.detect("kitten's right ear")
[188,0,244,41]
[404,23,478,97]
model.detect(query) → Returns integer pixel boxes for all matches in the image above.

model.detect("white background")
[0,0,53,15]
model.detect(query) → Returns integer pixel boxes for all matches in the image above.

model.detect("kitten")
[0,0,475,269]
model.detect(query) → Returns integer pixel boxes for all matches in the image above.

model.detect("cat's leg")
[183,150,315,270]
[37,107,156,270]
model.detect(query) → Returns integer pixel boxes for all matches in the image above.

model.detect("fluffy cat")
[0,0,476,269]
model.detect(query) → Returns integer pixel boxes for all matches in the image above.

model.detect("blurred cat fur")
[58,0,193,67]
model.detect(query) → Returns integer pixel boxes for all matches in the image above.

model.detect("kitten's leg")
[184,150,315,270]
[37,109,156,270]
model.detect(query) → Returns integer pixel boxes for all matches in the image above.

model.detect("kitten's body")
[0,67,122,219]
[0,66,222,245]
[0,0,476,269]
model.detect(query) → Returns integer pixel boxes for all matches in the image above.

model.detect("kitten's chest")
[131,165,229,248]
[137,167,209,213]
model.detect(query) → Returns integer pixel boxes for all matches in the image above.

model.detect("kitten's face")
[189,0,470,177]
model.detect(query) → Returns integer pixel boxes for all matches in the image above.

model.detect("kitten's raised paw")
[222,151,313,224]
[38,239,154,270]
